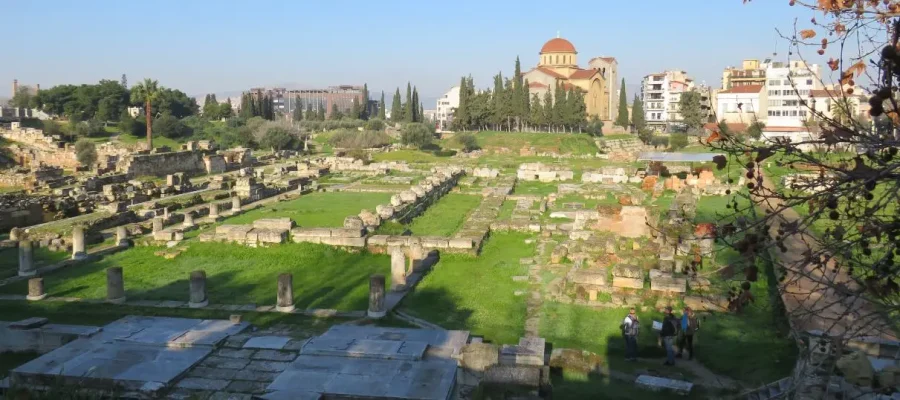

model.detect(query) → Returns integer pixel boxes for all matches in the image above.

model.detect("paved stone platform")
[9,316,249,396]
[263,325,469,400]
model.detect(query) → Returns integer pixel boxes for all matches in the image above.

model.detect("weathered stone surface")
[649,269,686,293]
[319,236,366,247]
[252,218,294,231]
[448,238,474,249]
[635,375,693,394]
[243,336,291,350]
[461,343,499,372]
[572,269,606,286]
[499,337,545,367]
[836,351,875,387]
[548,348,602,373]
[251,350,298,362]
[368,274,386,318]
[329,228,364,238]
[343,216,364,230]
[483,365,541,389]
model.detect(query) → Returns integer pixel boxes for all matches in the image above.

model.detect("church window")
[555,55,558,64]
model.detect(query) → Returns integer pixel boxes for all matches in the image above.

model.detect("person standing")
[621,307,640,362]
[677,307,699,360]
[660,306,679,366]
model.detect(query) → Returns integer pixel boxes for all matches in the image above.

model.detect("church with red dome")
[521,36,619,122]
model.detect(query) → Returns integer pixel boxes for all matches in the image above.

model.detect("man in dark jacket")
[660,306,679,366]
[677,307,699,360]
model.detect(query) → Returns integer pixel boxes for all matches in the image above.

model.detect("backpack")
[621,315,638,336]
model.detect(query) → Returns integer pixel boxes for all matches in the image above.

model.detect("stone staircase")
[742,377,793,400]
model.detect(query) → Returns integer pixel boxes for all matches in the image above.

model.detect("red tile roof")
[528,82,548,89]
[541,38,576,53]
[535,67,567,79]
[569,69,599,80]
[720,84,763,94]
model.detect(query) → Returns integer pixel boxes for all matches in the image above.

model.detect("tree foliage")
[632,94,646,132]
[678,90,703,131]
[74,138,97,168]
[152,113,192,138]
[668,132,688,150]
[260,127,296,150]
[615,78,629,127]
[455,132,479,152]
[400,122,434,149]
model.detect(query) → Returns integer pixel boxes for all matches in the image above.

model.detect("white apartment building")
[641,70,694,132]
[436,86,460,131]
[715,85,763,124]
[760,61,824,141]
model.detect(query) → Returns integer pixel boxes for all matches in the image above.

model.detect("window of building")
[800,110,807,117]
[806,79,813,85]
[555,55,558,64]
[768,90,780,96]
[769,79,780,86]
[783,100,799,107]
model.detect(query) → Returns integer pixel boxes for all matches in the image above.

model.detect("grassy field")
[405,194,481,236]
[0,242,390,310]
[372,150,453,163]
[497,200,517,221]
[400,233,533,344]
[466,131,599,155]
[224,192,392,227]
[0,246,70,280]
[513,181,559,196]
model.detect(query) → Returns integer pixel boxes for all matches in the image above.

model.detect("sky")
[0,0,823,103]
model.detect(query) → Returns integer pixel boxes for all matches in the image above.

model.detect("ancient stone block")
[291,227,332,238]
[330,228,365,238]
[421,237,449,249]
[448,238,474,249]
[255,229,287,244]
[343,216,364,230]
[320,236,366,247]
[572,269,607,286]
[649,269,687,293]
[461,343,499,372]
[252,218,294,231]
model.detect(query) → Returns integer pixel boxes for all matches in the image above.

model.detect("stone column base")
[189,300,208,308]
[72,252,87,261]
[367,310,386,319]
[275,305,295,313]
[18,270,36,278]
[26,294,47,301]
[108,297,127,304]
[118,241,131,247]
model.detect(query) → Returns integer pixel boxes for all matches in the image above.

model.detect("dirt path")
[756,173,896,340]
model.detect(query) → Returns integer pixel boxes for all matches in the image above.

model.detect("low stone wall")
[367,235,476,254]
[0,318,100,354]
[198,218,294,246]
[118,151,207,177]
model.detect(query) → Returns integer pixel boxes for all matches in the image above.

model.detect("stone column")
[368,274,386,318]
[276,273,295,312]
[152,217,163,233]
[71,226,86,260]
[18,240,35,277]
[182,212,195,228]
[390,247,407,291]
[209,203,219,218]
[106,267,126,304]
[408,243,425,273]
[116,226,129,247]
[163,207,170,219]
[9,227,21,241]
[27,277,47,301]
[189,270,208,308]
[231,197,241,213]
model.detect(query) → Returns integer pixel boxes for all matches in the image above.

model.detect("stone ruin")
[516,163,574,182]
[199,218,295,246]
[472,167,500,178]
[581,166,641,184]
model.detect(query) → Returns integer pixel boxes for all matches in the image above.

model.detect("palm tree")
[130,79,159,149]
[830,96,855,125]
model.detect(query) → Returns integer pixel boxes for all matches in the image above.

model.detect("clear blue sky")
[1,0,817,101]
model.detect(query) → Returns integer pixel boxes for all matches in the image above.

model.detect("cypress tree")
[411,86,419,122]
[454,77,469,130]
[379,91,386,120]
[404,83,413,122]
[521,78,530,130]
[529,92,543,131]
[632,94,646,132]
[391,88,402,123]
[491,73,504,130]
[240,94,252,119]
[553,83,566,132]
[419,103,424,123]
[350,100,361,121]
[542,90,553,132]
[318,106,326,121]
[615,78,629,127]
[360,84,369,119]
[306,104,314,121]
[513,57,523,131]
[292,97,303,121]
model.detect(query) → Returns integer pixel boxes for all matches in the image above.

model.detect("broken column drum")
[18,239,35,277]
[27,277,47,301]
[368,274,386,318]
[209,203,219,218]
[182,212,195,228]
[189,270,208,308]
[116,226,130,247]
[152,217,163,233]
[71,226,86,260]
[106,267,126,304]
[276,273,295,312]
[390,247,407,291]
[231,197,241,212]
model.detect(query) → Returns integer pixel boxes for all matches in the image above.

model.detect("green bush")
[669,133,688,150]
[455,132,479,152]
[364,118,386,131]
[74,139,97,167]
[650,136,669,148]
[152,113,192,138]
[400,123,434,149]
[118,111,145,137]
[72,119,105,137]
[260,127,297,150]
[328,129,391,149]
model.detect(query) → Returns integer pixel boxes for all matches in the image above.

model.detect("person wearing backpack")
[660,306,679,366]
[676,307,700,360]
[621,307,640,362]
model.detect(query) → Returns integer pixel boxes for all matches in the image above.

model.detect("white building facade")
[641,70,694,132]
[761,61,823,141]
[436,86,460,131]
[715,85,762,124]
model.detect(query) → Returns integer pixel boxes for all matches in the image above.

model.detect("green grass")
[551,370,709,400]
[372,150,451,163]
[400,233,534,344]
[497,200,517,221]
[553,194,620,210]
[0,242,390,310]
[466,131,599,155]
[0,246,70,280]
[224,192,392,227]
[513,181,559,196]
[695,193,752,224]
[405,194,481,236]
[117,132,184,149]
[599,134,635,141]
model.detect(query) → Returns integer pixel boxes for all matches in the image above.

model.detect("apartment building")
[246,86,376,119]
[642,70,707,131]
[722,59,768,90]
[435,86,460,131]
[760,61,824,140]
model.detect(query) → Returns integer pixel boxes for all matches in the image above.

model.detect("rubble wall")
[118,151,206,177]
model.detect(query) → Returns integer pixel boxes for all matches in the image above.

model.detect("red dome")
[541,38,576,53]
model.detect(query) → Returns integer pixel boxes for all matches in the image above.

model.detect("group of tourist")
[621,306,699,365]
